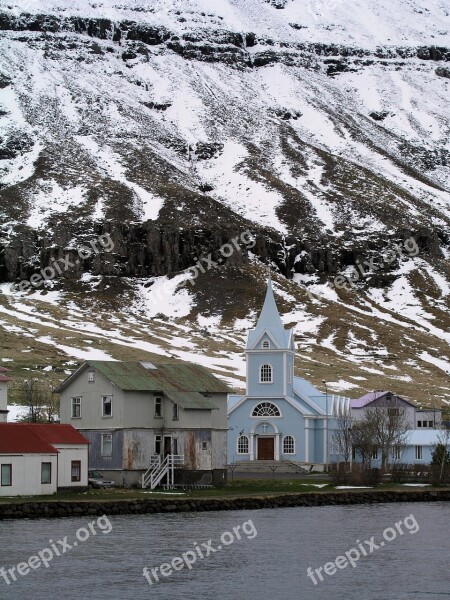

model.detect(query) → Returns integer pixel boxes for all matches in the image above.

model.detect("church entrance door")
[257,437,275,460]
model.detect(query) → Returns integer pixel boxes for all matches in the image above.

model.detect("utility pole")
[322,380,329,473]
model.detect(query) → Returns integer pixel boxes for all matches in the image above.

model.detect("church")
[227,278,350,469]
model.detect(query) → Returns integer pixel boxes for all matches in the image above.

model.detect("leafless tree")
[21,379,59,423]
[350,420,376,469]
[362,399,411,470]
[331,408,353,468]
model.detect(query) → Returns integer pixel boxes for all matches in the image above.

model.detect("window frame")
[154,434,162,455]
[1,464,12,487]
[88,371,95,383]
[282,435,295,455]
[251,402,281,418]
[372,447,378,460]
[102,395,113,418]
[71,460,81,483]
[259,364,273,384]
[101,433,113,457]
[71,397,82,419]
[262,340,270,349]
[41,462,52,485]
[415,445,423,460]
[237,435,249,454]
[154,397,163,418]
[172,402,179,421]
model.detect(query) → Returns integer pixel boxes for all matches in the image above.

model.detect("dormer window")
[262,340,270,349]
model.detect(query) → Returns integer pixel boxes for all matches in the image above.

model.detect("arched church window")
[260,364,273,383]
[237,435,249,454]
[262,340,270,349]
[283,435,295,454]
[252,402,281,417]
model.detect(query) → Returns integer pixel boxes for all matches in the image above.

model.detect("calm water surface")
[0,502,449,600]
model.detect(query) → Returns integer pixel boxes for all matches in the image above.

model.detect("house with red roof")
[0,367,12,423]
[0,424,89,497]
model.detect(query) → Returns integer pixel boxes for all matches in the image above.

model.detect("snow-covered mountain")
[0,0,449,406]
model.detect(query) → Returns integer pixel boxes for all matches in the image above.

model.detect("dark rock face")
[436,66,450,78]
[370,111,390,121]
[0,489,448,520]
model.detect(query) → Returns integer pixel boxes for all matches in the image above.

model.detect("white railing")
[142,454,184,489]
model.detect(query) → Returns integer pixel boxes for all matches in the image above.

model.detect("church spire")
[246,275,292,350]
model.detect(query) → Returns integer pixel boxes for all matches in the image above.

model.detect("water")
[0,502,449,600]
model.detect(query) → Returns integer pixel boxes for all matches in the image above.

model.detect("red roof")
[0,375,12,382]
[0,424,89,454]
[0,366,10,372]
[27,424,89,446]
[0,424,58,454]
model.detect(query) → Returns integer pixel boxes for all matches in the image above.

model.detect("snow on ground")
[134,273,194,319]
[75,135,165,221]
[26,181,87,229]
[419,352,450,375]
[5,404,28,422]
[196,140,288,234]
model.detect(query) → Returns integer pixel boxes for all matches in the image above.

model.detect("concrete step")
[230,461,319,474]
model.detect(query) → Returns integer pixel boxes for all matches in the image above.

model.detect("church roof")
[247,277,292,349]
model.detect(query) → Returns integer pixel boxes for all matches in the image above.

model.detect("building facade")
[227,278,349,469]
[0,424,89,496]
[56,360,229,486]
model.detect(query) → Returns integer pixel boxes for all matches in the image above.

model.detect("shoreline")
[0,488,449,520]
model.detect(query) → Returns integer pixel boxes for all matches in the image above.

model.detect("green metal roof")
[86,361,230,394]
[165,391,218,410]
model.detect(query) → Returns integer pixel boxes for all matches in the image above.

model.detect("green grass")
[2,478,445,505]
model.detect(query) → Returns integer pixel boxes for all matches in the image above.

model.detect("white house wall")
[53,445,88,488]
[0,454,57,497]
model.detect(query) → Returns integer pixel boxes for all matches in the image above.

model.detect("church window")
[262,340,270,349]
[252,402,281,417]
[237,435,249,454]
[260,364,273,383]
[283,435,295,454]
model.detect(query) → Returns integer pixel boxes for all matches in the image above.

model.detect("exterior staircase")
[141,454,184,489]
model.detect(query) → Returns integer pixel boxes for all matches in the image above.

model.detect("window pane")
[252,402,280,417]
[238,436,249,453]
[41,463,52,484]
[260,364,272,382]
[71,461,81,482]
[102,396,112,417]
[155,398,162,417]
[71,397,81,418]
[102,434,112,456]
[1,464,12,486]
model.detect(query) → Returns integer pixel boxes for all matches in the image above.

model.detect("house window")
[154,397,163,418]
[393,447,401,460]
[154,435,162,454]
[172,402,179,421]
[71,461,81,482]
[260,364,273,383]
[262,340,270,349]
[41,462,52,484]
[237,435,249,454]
[202,441,208,451]
[101,433,112,457]
[102,395,112,417]
[283,435,295,454]
[71,397,82,419]
[88,371,95,383]
[429,421,433,428]
[417,421,422,427]
[352,447,356,460]
[252,402,281,417]
[388,408,400,417]
[172,438,179,455]
[415,445,423,460]
[372,448,378,460]
[1,464,12,486]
